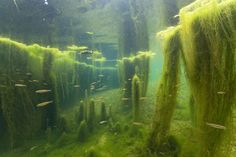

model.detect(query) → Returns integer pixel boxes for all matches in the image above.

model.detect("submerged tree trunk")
[148,28,181,155]
[180,1,236,157]
[117,0,150,108]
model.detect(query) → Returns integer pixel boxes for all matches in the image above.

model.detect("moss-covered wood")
[179,1,236,156]
[132,74,141,122]
[118,52,152,108]
[0,37,117,148]
[149,1,236,156]
[148,27,181,155]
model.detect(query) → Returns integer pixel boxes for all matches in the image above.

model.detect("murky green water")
[0,0,235,157]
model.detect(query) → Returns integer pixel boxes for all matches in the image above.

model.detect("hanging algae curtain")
[179,0,236,156]
[0,38,117,148]
[149,0,236,157]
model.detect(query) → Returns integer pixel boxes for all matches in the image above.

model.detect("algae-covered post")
[132,74,141,122]
[118,52,152,109]
[116,0,150,109]
[75,100,85,125]
[148,27,181,154]
[0,38,113,148]
[77,120,88,143]
[179,1,236,156]
[88,100,96,132]
[100,102,107,122]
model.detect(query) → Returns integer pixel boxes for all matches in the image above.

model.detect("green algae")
[100,102,107,122]
[0,37,117,148]
[148,0,236,156]
[77,120,88,143]
[148,27,181,155]
[118,51,153,108]
[88,100,96,132]
[179,1,236,156]
[132,74,141,122]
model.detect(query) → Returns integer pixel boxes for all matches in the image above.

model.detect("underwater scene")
[0,0,235,157]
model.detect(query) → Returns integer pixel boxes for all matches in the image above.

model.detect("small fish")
[35,89,51,94]
[140,97,147,100]
[13,0,19,11]
[15,84,26,87]
[74,85,80,88]
[86,57,92,60]
[122,88,126,91]
[217,91,226,95]
[173,14,179,18]
[99,121,107,125]
[44,0,48,5]
[86,32,94,35]
[98,74,104,77]
[206,122,226,130]
[30,145,39,151]
[91,82,96,85]
[128,78,132,81]
[36,101,53,107]
[122,98,129,101]
[26,73,32,76]
[32,80,40,83]
[133,122,143,126]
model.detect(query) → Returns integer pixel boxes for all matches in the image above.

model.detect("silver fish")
[74,85,80,88]
[15,84,26,87]
[30,145,39,151]
[32,80,40,83]
[217,91,226,95]
[206,122,226,130]
[122,98,129,101]
[133,122,143,126]
[99,121,107,125]
[91,82,96,85]
[36,101,53,107]
[35,89,51,94]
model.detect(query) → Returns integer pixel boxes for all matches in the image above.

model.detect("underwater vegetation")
[118,51,153,109]
[116,0,149,58]
[0,38,117,148]
[132,74,141,122]
[100,102,107,122]
[116,0,152,113]
[148,27,181,156]
[0,0,235,157]
[147,0,236,157]
[88,100,96,132]
[77,120,88,142]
